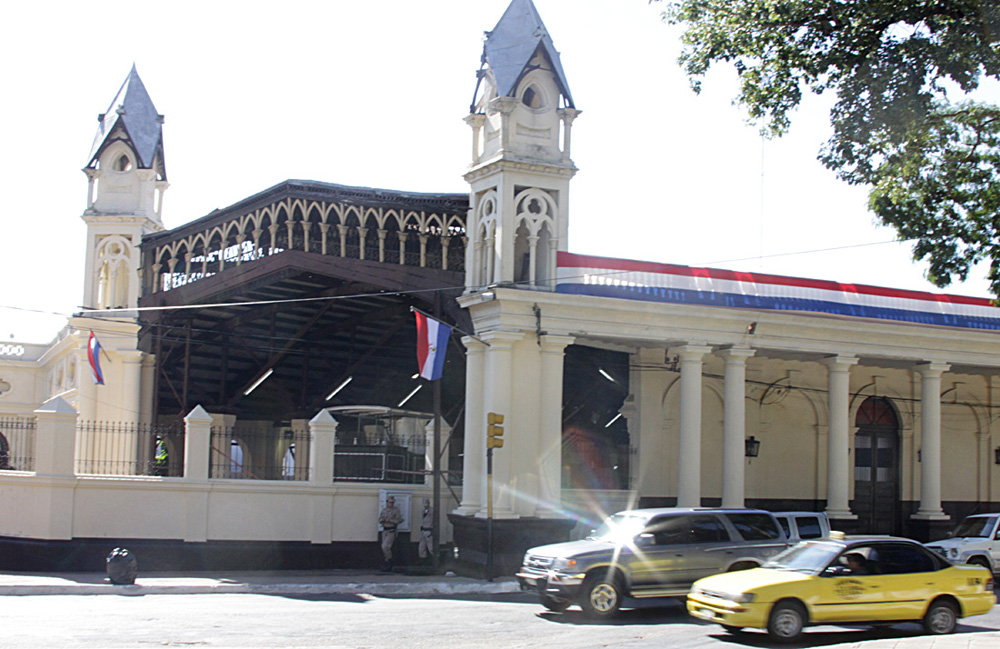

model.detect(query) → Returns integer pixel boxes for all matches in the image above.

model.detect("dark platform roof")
[87,64,165,173]
[483,0,574,107]
[142,179,469,245]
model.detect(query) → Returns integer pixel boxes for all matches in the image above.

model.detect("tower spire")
[81,66,168,311]
[464,0,581,292]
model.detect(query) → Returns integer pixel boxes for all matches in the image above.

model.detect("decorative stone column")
[479,331,523,519]
[182,405,212,542]
[536,335,575,517]
[309,409,337,485]
[823,355,858,520]
[677,345,712,507]
[455,337,487,515]
[719,347,755,507]
[914,362,951,520]
[183,405,212,481]
[119,350,144,423]
[308,408,337,544]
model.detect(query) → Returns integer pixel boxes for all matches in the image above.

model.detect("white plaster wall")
[0,474,455,545]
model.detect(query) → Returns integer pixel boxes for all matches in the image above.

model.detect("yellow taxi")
[687,534,995,643]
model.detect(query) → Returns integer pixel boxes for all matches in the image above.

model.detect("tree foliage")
[660,0,1000,295]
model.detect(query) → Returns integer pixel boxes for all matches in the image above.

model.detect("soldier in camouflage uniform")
[378,496,404,571]
[418,498,434,563]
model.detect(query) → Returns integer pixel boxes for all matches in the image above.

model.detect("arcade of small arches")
[142,194,468,295]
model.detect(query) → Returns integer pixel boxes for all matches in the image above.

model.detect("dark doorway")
[853,397,900,534]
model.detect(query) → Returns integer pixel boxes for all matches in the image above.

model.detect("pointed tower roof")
[482,0,574,108]
[87,65,164,173]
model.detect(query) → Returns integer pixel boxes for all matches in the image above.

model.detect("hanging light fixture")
[745,435,761,458]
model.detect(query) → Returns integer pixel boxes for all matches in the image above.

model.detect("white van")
[773,511,831,542]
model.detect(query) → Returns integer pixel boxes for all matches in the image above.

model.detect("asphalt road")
[4,591,1000,648]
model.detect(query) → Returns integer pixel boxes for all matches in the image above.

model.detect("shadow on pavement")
[701,621,997,648]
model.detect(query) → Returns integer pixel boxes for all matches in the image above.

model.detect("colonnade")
[454,333,951,524]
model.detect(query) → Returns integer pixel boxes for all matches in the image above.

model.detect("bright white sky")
[1,0,993,344]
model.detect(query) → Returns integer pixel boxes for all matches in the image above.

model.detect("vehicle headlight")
[729,592,756,604]
[950,548,959,559]
[552,557,578,571]
[522,552,531,565]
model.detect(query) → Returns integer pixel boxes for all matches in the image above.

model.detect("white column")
[719,347,755,507]
[823,355,858,519]
[455,337,487,515]
[183,405,212,481]
[536,335,574,517]
[677,345,712,507]
[479,331,523,519]
[914,362,951,519]
[309,409,337,485]
[119,350,143,423]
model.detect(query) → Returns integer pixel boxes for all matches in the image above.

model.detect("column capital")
[915,362,951,377]
[479,330,525,349]
[464,113,486,128]
[675,344,713,361]
[539,334,575,353]
[461,335,489,353]
[717,346,756,362]
[822,355,859,370]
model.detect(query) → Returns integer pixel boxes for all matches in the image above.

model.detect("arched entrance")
[853,397,900,534]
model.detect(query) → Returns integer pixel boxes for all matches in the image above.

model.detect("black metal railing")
[210,425,310,480]
[0,416,35,472]
[75,421,185,476]
[334,433,426,483]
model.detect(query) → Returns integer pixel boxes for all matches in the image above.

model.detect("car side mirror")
[635,533,655,547]
[823,566,847,577]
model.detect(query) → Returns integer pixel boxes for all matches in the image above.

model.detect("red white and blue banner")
[415,311,451,380]
[556,252,1000,332]
[87,331,105,385]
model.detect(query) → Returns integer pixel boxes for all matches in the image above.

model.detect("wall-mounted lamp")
[994,446,1000,465]
[746,322,757,335]
[745,435,761,458]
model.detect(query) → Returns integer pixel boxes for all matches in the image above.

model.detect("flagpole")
[430,295,442,573]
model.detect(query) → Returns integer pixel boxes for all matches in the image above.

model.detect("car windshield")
[951,516,997,538]
[587,513,649,543]
[763,541,842,574]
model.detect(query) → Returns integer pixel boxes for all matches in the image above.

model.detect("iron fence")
[0,416,36,472]
[210,425,310,480]
[334,433,426,483]
[75,421,185,476]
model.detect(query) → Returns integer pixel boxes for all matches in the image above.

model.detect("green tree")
[660,0,1000,295]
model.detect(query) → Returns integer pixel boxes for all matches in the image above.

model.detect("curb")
[0,580,522,597]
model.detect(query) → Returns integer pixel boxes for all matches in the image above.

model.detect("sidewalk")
[0,569,521,597]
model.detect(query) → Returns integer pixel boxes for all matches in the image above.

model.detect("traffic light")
[487,412,504,449]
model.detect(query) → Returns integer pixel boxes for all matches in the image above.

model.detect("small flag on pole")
[414,311,451,381]
[88,331,105,385]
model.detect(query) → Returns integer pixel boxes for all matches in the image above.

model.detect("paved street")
[3,591,1000,649]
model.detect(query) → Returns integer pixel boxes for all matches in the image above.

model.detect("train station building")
[2,0,999,573]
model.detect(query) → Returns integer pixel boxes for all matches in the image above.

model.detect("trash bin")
[106,547,138,585]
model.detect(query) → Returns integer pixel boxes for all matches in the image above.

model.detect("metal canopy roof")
[482,0,575,107]
[87,64,165,174]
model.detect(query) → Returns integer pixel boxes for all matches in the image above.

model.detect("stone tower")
[72,66,166,423]
[464,0,580,292]
[81,65,168,311]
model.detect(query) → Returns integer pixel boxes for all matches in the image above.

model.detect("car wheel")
[579,572,624,619]
[539,595,570,612]
[968,557,992,573]
[767,601,806,643]
[923,599,958,635]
